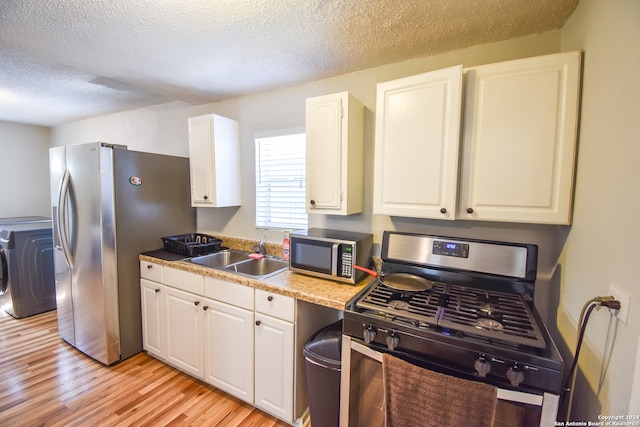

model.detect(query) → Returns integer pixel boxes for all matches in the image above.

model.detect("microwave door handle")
[331,243,339,277]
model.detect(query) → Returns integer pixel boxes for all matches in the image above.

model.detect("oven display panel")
[433,240,469,258]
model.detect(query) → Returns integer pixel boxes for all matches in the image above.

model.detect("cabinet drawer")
[163,266,203,295]
[140,261,163,282]
[255,289,294,322]
[204,277,254,311]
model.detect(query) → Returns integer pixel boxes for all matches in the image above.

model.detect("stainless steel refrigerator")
[49,142,196,365]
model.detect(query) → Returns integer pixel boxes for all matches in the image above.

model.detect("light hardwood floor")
[0,309,290,427]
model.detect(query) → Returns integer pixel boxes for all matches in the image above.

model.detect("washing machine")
[0,217,56,318]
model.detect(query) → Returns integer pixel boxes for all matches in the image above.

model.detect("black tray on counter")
[161,233,223,257]
[141,249,190,261]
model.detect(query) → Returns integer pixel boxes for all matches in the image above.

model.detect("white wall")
[0,120,51,218]
[50,101,193,156]
[558,0,640,420]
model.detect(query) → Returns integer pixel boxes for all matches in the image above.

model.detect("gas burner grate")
[355,280,446,327]
[438,285,546,348]
[355,280,547,349]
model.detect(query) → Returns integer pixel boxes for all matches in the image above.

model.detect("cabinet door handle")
[203,306,208,311]
[267,296,274,302]
[255,320,261,326]
[194,301,200,306]
[467,208,474,214]
[154,288,160,293]
[147,265,153,269]
[440,208,447,214]
[203,195,209,200]
[309,199,316,206]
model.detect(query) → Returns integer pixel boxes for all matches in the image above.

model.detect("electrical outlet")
[609,286,630,325]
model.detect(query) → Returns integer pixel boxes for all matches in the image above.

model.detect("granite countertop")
[139,252,373,311]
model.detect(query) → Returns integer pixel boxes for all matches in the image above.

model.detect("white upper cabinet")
[373,65,464,219]
[188,113,241,208]
[459,51,581,224]
[305,92,364,215]
[373,51,581,224]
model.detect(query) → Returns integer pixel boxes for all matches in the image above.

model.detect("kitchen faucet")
[258,235,266,255]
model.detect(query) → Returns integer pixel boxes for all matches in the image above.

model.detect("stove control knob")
[386,332,400,350]
[474,357,491,378]
[363,325,377,344]
[507,365,525,387]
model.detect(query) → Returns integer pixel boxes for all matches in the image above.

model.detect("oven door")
[339,336,560,427]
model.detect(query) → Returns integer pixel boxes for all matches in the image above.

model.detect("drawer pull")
[255,320,261,326]
[147,265,153,269]
[267,296,274,302]
[154,288,160,293]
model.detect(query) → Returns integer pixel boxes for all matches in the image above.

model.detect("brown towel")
[383,353,497,427]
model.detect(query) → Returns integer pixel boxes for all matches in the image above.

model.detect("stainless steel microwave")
[289,228,373,284]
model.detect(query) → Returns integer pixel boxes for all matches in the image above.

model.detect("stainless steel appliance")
[289,228,373,284]
[0,218,55,318]
[49,142,196,365]
[340,231,563,427]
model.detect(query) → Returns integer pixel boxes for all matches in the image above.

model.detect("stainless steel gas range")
[340,231,564,427]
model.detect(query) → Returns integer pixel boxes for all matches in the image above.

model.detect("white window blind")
[255,132,308,230]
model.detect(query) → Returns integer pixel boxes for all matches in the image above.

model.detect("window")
[255,131,308,230]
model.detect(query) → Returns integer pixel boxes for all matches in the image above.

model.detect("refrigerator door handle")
[56,169,74,268]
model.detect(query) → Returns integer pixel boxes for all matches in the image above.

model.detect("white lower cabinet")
[203,276,255,403]
[140,263,205,379]
[254,289,341,425]
[140,261,165,359]
[140,261,340,426]
[204,298,254,402]
[254,311,294,422]
[140,278,165,359]
[164,285,205,379]
[205,300,253,403]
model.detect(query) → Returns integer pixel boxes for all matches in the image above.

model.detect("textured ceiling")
[0,0,579,127]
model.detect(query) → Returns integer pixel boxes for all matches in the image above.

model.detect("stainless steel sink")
[225,257,289,279]
[189,250,288,279]
[190,250,250,268]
